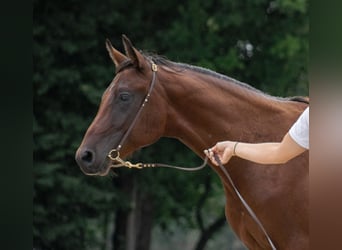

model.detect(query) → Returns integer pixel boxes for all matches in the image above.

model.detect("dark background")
[33,0,309,249]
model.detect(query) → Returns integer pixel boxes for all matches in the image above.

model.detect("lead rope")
[108,149,208,171]
[213,153,277,250]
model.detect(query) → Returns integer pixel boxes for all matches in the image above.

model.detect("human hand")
[204,141,236,166]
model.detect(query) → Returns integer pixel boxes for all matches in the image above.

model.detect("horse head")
[75,35,167,175]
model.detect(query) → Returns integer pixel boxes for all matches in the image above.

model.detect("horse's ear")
[122,34,147,70]
[105,39,127,68]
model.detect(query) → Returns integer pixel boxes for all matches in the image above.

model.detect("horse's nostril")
[75,148,97,172]
[81,150,94,164]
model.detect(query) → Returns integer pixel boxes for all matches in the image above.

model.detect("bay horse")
[75,35,309,249]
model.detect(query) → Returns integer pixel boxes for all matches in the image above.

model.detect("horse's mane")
[288,96,309,104]
[142,52,309,104]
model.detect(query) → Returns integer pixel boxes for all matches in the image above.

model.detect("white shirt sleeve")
[289,107,309,149]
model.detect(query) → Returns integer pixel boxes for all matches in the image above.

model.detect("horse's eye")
[119,92,132,102]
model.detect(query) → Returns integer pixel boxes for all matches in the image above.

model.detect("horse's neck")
[159,69,300,155]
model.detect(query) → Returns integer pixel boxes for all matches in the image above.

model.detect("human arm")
[205,132,307,166]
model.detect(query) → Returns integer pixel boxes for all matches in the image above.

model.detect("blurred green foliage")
[33,0,308,249]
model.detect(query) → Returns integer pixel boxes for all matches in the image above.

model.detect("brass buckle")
[151,63,158,72]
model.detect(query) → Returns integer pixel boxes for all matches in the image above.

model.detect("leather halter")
[115,60,157,152]
[107,60,157,160]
